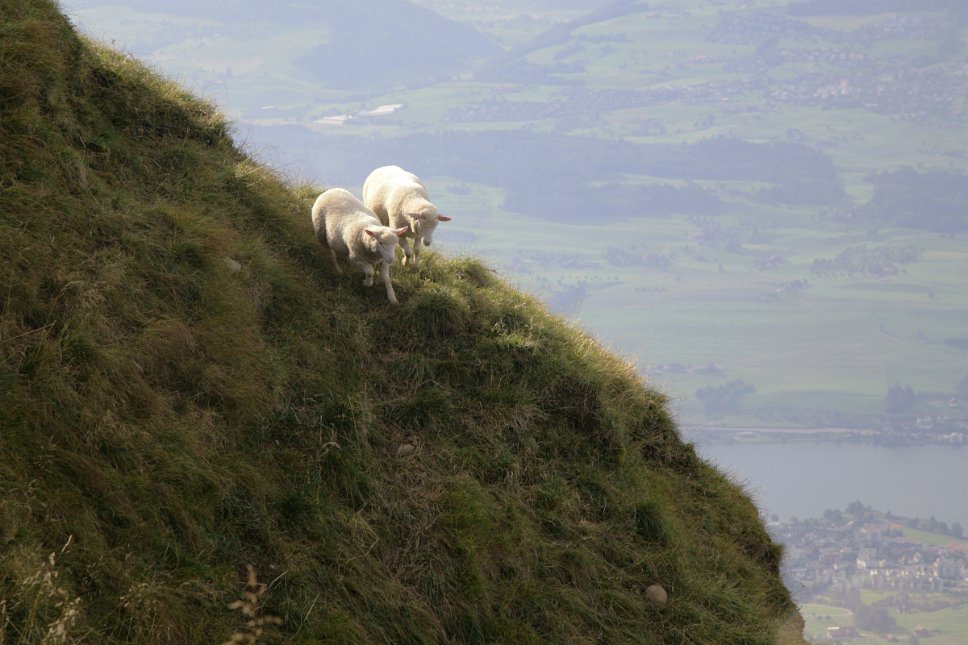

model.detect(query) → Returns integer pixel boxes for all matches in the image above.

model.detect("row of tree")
[842,501,965,538]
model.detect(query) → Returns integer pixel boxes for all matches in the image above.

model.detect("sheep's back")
[314,188,379,255]
[364,166,428,225]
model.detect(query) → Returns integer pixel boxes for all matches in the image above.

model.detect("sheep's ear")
[364,228,376,237]
[394,226,409,237]
[437,214,452,222]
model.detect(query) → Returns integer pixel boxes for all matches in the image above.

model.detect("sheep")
[362,165,452,268]
[311,188,408,304]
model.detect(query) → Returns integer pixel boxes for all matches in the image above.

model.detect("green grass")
[892,604,968,645]
[897,527,968,548]
[800,601,853,629]
[0,2,804,642]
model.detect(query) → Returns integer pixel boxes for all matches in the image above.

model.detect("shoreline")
[683,426,967,446]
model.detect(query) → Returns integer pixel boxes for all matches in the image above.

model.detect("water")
[697,441,968,529]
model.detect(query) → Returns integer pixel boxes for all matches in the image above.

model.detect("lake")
[697,441,968,530]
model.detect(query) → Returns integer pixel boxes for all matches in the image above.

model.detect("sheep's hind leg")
[329,248,344,274]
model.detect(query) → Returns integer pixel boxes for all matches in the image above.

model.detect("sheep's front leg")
[381,262,399,304]
[352,260,375,287]
[399,236,414,266]
[410,236,423,268]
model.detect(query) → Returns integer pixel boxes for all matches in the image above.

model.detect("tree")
[854,603,898,632]
[846,500,868,516]
[951,522,964,539]
[885,383,917,415]
[695,379,756,416]
[824,508,844,524]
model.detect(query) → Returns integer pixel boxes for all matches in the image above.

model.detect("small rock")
[223,257,243,272]
[396,443,415,458]
[645,584,668,605]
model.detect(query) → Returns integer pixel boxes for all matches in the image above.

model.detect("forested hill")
[1,1,803,642]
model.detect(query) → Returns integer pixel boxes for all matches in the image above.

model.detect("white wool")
[362,165,452,268]
[311,188,407,304]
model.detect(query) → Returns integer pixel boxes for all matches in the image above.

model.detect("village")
[772,507,968,601]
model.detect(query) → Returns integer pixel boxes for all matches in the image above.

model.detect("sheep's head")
[408,209,452,247]
[365,226,408,263]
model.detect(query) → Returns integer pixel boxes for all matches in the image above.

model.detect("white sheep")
[311,188,408,304]
[362,165,452,268]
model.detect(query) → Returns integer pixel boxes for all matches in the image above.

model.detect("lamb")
[311,188,408,304]
[362,165,452,268]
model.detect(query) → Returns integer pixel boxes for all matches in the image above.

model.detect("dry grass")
[2,537,82,645]
[221,565,283,645]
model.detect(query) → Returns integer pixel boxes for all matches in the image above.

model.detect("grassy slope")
[0,2,802,642]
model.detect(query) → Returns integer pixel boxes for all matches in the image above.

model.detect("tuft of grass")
[0,1,806,643]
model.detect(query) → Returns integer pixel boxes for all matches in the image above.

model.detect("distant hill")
[63,0,501,91]
[292,0,501,90]
[0,1,806,643]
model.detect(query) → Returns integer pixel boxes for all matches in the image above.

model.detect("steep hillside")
[0,2,803,643]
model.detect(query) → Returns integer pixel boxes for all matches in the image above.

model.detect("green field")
[802,597,968,645]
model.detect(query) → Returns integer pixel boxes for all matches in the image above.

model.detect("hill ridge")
[0,1,804,642]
